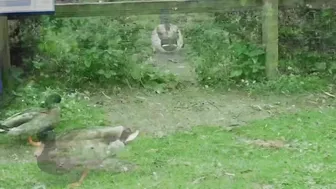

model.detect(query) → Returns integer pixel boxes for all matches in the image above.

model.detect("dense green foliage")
[8,6,336,93]
[10,16,178,90]
[37,17,180,88]
[186,7,336,91]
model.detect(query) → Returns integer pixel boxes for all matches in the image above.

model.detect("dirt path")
[91,88,335,137]
[128,47,336,136]
[0,87,334,164]
[147,45,197,83]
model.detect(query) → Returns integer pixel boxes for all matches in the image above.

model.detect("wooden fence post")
[262,0,279,80]
[0,16,11,91]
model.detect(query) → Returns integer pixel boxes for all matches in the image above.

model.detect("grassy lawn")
[1,102,335,189]
[3,5,336,188]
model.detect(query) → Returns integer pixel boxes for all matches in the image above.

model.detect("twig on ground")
[323,91,335,98]
[101,91,112,100]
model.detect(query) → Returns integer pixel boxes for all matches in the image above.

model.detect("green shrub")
[186,16,265,87]
[21,16,178,90]
[245,75,329,94]
[184,7,336,91]
[11,6,336,93]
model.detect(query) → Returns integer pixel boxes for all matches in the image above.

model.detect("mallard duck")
[0,93,62,147]
[32,125,139,188]
[151,9,184,53]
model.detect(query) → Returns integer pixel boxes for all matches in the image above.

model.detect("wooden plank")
[0,16,11,91]
[54,0,303,18]
[262,0,279,80]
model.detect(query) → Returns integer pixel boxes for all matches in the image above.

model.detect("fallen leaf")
[191,176,206,184]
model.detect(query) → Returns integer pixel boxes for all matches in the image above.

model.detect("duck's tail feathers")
[125,130,139,144]
[0,124,9,133]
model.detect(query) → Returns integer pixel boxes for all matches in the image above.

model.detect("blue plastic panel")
[0,0,55,15]
[4,0,32,7]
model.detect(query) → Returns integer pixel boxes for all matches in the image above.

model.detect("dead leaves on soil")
[238,137,287,149]
[252,183,275,189]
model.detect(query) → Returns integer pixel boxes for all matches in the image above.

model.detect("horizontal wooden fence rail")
[54,0,306,18]
[54,0,335,18]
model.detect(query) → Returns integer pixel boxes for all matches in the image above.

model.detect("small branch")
[323,91,335,98]
[101,91,112,100]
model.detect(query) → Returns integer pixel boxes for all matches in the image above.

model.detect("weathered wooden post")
[0,0,55,93]
[262,0,279,80]
[0,16,11,92]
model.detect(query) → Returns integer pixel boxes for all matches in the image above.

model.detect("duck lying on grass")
[32,125,139,188]
[0,93,62,147]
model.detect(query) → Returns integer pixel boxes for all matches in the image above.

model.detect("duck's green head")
[41,93,62,109]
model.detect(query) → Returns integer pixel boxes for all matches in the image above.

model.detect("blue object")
[4,0,32,7]
[0,0,54,16]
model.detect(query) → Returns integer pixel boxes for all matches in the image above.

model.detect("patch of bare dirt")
[252,183,275,189]
[90,87,336,136]
[237,137,287,149]
[147,48,197,83]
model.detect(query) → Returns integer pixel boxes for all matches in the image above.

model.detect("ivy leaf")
[84,60,91,68]
[97,69,105,76]
[248,49,265,57]
[104,72,112,79]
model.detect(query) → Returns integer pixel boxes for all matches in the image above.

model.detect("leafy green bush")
[10,6,336,93]
[17,16,178,90]
[8,16,42,86]
[279,7,336,79]
[245,75,329,94]
[185,7,336,90]
[186,16,265,87]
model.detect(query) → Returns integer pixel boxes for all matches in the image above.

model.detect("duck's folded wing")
[6,110,60,136]
[48,127,137,171]
[0,110,41,128]
[50,139,109,170]
[57,126,125,142]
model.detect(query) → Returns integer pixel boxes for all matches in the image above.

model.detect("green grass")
[1,104,335,189]
[245,75,330,95]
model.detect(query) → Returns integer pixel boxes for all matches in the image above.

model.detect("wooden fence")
[0,0,333,89]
